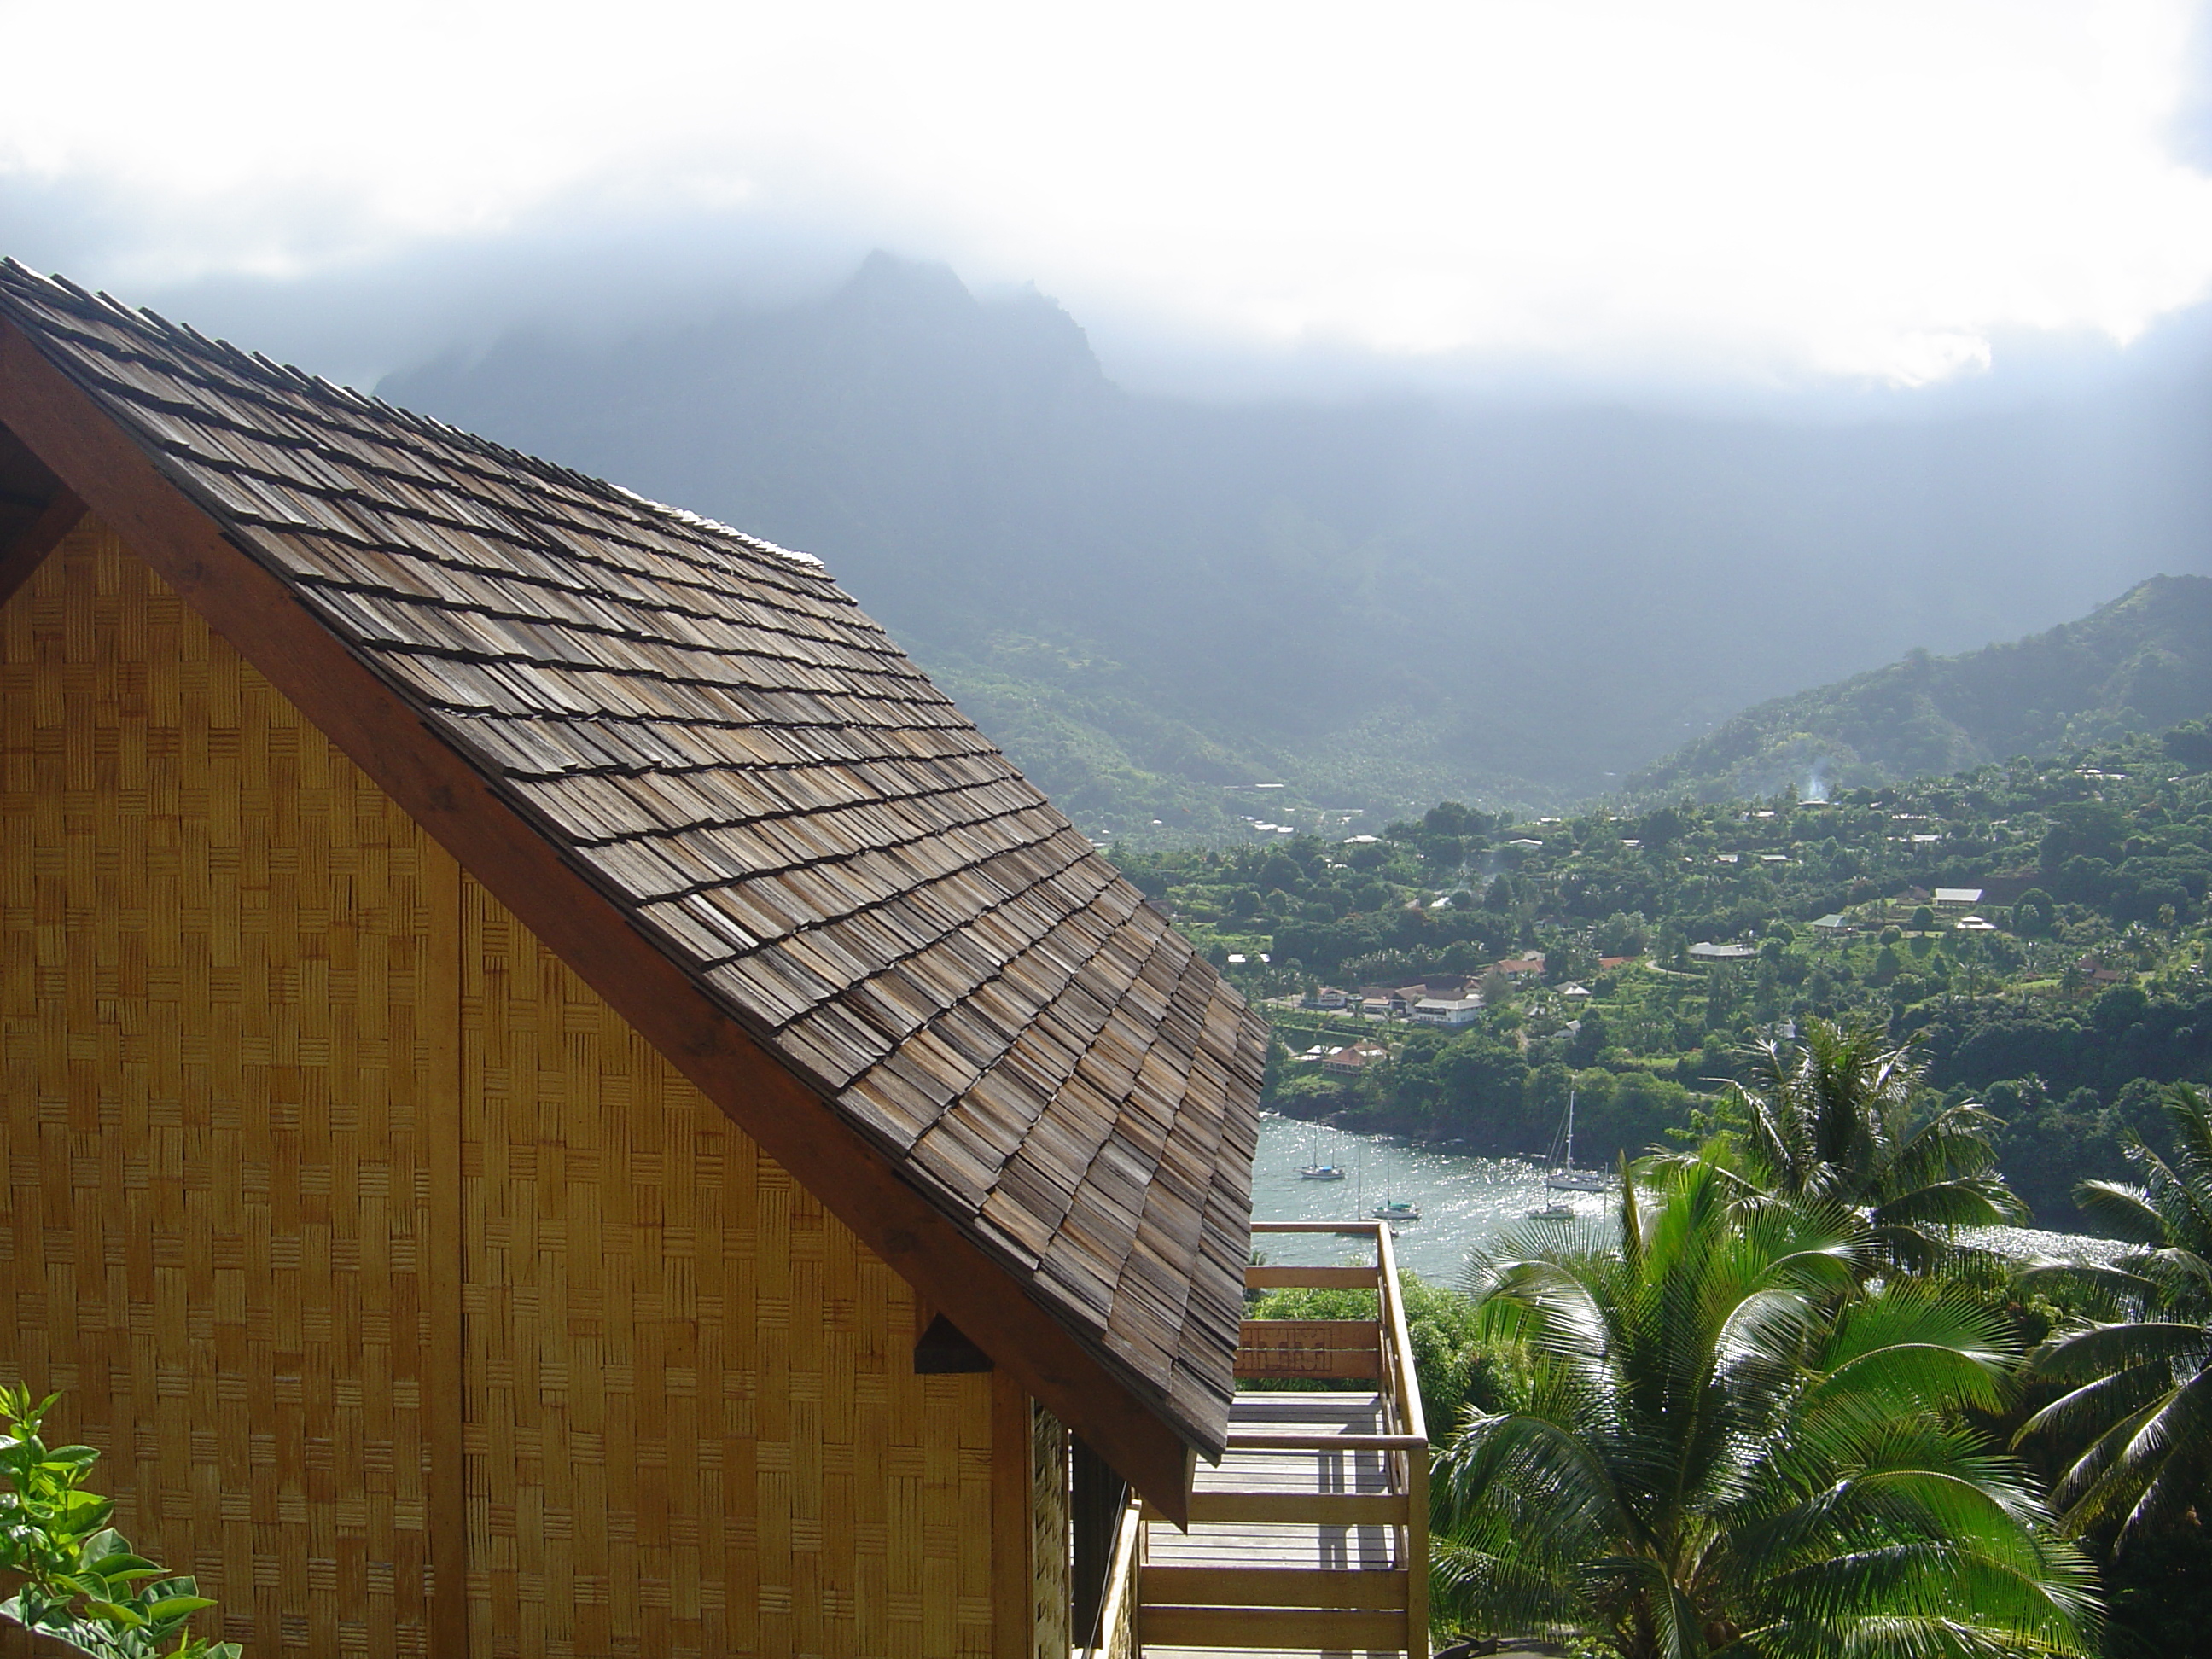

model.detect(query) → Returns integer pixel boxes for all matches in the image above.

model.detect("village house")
[1318,1040,1391,1078]
[1687,941,1760,962]
[1409,998,1481,1027]
[0,265,1274,1658]
[1354,985,1412,1018]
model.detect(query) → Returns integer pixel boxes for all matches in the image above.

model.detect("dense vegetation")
[1435,1164,2098,1657]
[1111,722,2212,1225]
[1249,1074,2212,1656]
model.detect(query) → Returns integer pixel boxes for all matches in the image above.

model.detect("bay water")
[1251,1114,2124,1282]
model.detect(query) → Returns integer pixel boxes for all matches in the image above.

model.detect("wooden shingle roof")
[0,261,1266,1478]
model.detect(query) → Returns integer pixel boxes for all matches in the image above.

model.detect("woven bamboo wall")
[0,520,449,1656]
[0,521,1010,1658]
[1028,1406,1068,1659]
[458,859,998,1658]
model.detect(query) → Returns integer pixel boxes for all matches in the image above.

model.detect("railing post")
[1406,1442,1429,1656]
[1372,1219,1430,1657]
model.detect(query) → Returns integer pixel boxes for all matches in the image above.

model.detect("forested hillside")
[1629,573,2212,801]
[1112,722,2212,1225]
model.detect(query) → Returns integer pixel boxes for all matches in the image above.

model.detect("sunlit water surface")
[1251,1115,2126,1282]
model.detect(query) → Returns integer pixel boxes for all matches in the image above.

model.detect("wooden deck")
[1131,1224,1429,1658]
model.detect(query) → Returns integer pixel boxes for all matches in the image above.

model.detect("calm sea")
[1250,1114,2124,1283]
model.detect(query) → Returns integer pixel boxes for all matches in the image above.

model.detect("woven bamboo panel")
[0,521,448,1656]
[460,878,997,1658]
[1028,1406,1068,1659]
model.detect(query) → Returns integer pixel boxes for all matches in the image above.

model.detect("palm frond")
[1872,1177,2028,1231]
[2014,1360,2180,1451]
[2069,1180,2168,1248]
[2026,1318,2207,1387]
[2011,1259,2158,1310]
[1429,1144,2104,1653]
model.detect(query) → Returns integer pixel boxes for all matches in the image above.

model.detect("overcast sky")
[3,0,2212,395]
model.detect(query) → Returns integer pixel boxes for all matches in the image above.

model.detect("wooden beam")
[1242,1265,1381,1289]
[0,315,1202,1527]
[1138,1565,1408,1610]
[1235,1319,1384,1381]
[0,485,82,609]
[1377,1215,1429,1658]
[1249,1221,1388,1235]
[421,840,470,1656]
[1138,1605,1408,1649]
[1222,1432,1426,1452]
[989,1371,1033,1659]
[1150,1491,1408,1526]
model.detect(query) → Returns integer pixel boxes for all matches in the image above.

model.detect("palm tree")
[2017,1082,2212,1542]
[1728,1017,2027,1266]
[1432,1161,2098,1658]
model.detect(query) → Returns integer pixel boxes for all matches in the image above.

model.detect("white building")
[1412,997,1482,1027]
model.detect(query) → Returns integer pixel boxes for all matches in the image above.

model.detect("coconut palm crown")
[1730,1017,2027,1266]
[1432,1161,2098,1658]
[2018,1082,2212,1543]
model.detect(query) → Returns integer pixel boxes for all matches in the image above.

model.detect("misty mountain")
[1627,574,2212,801]
[381,254,2212,835]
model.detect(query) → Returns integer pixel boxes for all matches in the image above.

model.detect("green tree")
[2018,1084,2212,1542]
[1430,1165,2098,1656]
[2041,801,2128,870]
[1726,1019,2026,1268]
[1595,911,1650,958]
[2013,888,2058,937]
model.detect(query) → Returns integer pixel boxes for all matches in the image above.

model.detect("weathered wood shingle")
[0,260,1268,1459]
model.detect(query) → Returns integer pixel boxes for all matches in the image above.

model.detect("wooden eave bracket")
[0,314,1208,1526]
[0,482,84,607]
[913,1313,994,1374]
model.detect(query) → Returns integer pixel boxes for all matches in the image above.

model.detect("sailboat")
[1370,1153,1420,1222]
[1298,1123,1347,1181]
[1528,1089,1607,1218]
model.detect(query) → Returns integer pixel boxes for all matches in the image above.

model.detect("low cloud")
[5,0,2212,395]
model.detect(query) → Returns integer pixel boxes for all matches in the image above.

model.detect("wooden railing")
[1076,1493,1144,1659]
[1136,1220,1429,1655]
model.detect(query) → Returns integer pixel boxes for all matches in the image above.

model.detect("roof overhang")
[0,314,1206,1523]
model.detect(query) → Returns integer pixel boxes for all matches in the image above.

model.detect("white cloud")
[3,0,2209,385]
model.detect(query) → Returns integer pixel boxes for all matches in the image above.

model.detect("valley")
[1110,722,2212,1228]
[381,253,2212,835]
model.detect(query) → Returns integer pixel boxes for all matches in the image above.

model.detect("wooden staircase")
[1135,1222,1429,1657]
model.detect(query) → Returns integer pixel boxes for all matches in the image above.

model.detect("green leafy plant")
[1431,1162,2098,1657]
[0,1383,239,1658]
[1726,1018,2028,1267]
